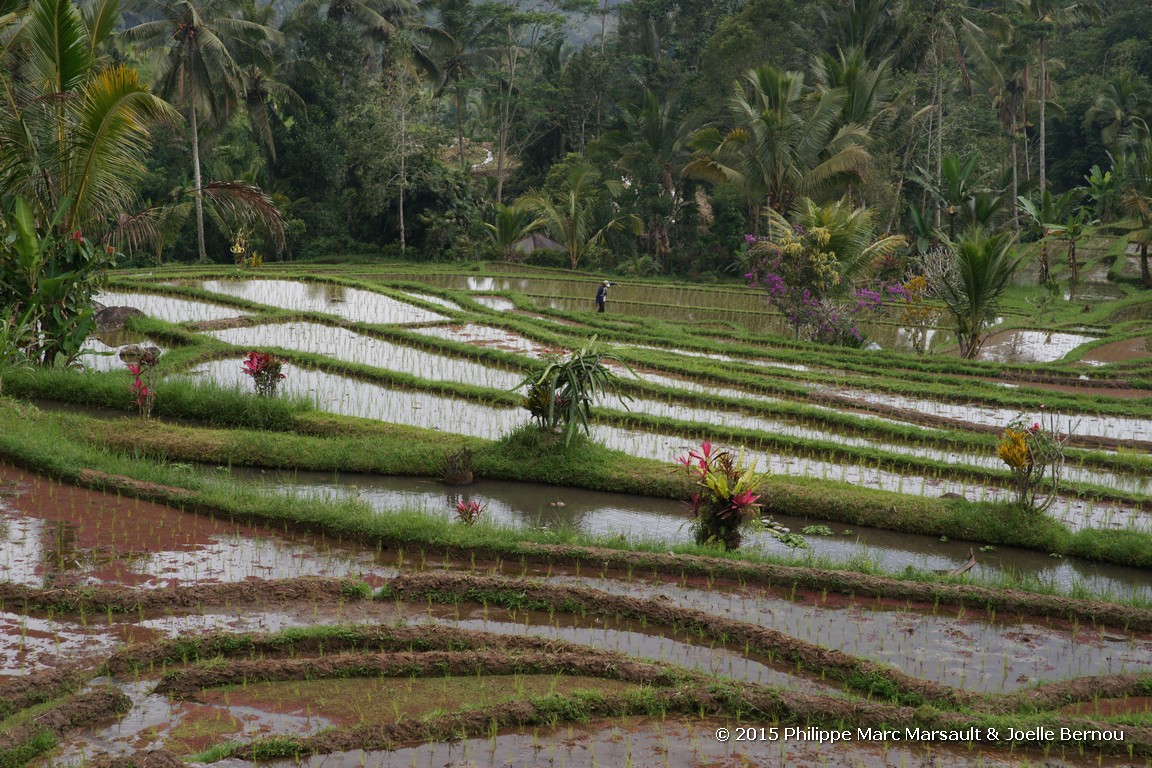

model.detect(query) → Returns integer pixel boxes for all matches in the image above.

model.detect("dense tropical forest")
[3,0,1149,266]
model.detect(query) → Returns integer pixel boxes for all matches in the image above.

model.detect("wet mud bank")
[153,650,679,696]
[0,576,365,613]
[384,571,966,706]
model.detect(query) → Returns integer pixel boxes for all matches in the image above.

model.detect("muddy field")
[4,467,1152,767]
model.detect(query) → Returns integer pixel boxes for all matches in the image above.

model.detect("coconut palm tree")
[595,88,690,268]
[122,0,282,261]
[1118,139,1152,288]
[520,162,641,270]
[1,0,178,232]
[1018,188,1077,284]
[426,0,497,172]
[685,65,870,232]
[484,201,542,261]
[1084,74,1152,152]
[1,0,178,365]
[929,227,1023,359]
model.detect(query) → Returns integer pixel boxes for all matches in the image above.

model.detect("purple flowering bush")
[744,230,896,347]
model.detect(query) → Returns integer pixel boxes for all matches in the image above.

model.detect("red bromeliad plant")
[675,441,763,550]
[241,351,285,397]
[675,441,805,551]
[454,498,485,526]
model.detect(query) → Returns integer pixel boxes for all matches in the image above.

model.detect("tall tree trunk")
[191,103,208,263]
[454,85,466,173]
[599,0,608,53]
[495,37,520,204]
[931,53,943,229]
[399,72,407,253]
[1068,239,1078,286]
[1010,112,1020,232]
[1141,241,1150,287]
[1038,39,1048,194]
[1021,96,1031,182]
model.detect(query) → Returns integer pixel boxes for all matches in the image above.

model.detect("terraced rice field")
[5,260,1152,766]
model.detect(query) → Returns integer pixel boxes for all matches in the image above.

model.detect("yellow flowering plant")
[996,408,1070,512]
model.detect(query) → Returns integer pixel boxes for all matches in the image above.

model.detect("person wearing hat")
[595,280,617,313]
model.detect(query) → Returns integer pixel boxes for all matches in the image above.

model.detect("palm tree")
[1,0,178,365]
[1018,188,1077,284]
[811,47,898,140]
[929,227,1023,359]
[685,66,870,232]
[596,89,689,269]
[1,0,178,233]
[1118,140,1152,287]
[1004,0,1102,194]
[520,162,641,270]
[484,201,542,261]
[123,0,282,261]
[1084,74,1152,151]
[426,0,496,172]
[785,197,907,285]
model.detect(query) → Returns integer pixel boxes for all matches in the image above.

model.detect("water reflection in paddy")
[206,321,522,390]
[238,469,1152,601]
[821,384,1152,444]
[981,330,1097,363]
[95,290,242,323]
[189,279,448,325]
[410,322,553,356]
[470,295,517,311]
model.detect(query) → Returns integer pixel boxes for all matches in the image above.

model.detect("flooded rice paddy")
[185,357,1151,532]
[12,270,1152,765]
[4,465,1152,765]
[206,321,523,390]
[184,279,449,325]
[94,290,244,323]
[980,330,1098,363]
[238,469,1152,600]
[0,464,393,590]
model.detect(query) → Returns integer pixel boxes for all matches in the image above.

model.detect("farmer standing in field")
[595,280,617,313]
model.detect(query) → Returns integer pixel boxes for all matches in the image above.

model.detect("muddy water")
[0,610,135,674]
[221,715,1130,768]
[94,290,244,323]
[0,464,394,588]
[1082,335,1152,364]
[188,279,448,325]
[409,606,826,691]
[980,330,1097,363]
[205,321,523,390]
[547,573,1152,693]
[239,470,1152,600]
